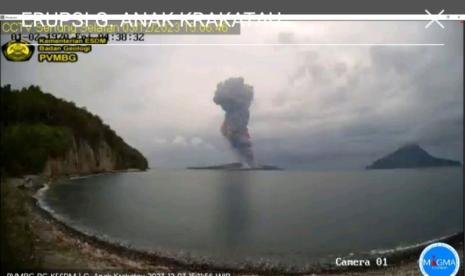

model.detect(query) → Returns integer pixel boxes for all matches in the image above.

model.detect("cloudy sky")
[1,21,463,169]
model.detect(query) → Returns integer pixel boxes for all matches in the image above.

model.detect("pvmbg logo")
[419,242,460,276]
[1,39,35,62]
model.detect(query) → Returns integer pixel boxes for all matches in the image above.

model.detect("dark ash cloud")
[214,77,255,167]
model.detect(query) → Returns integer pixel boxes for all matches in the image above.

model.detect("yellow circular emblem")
[2,40,34,61]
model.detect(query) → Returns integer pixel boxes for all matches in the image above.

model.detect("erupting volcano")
[213,77,255,167]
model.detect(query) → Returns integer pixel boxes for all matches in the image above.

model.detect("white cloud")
[172,135,188,146]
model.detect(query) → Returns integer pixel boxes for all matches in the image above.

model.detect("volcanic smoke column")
[213,77,255,167]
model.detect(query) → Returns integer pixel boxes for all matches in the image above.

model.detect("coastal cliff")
[1,85,149,270]
[42,137,133,176]
[1,85,148,177]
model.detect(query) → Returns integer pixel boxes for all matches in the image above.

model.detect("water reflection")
[214,171,252,249]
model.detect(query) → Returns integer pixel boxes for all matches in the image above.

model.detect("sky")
[1,21,463,170]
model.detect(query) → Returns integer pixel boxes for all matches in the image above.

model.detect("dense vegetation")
[1,85,148,176]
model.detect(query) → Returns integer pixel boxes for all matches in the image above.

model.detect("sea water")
[40,168,463,269]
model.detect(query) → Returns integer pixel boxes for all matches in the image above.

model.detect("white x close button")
[425,9,445,29]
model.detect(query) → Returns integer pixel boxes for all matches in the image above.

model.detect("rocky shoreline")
[2,175,463,275]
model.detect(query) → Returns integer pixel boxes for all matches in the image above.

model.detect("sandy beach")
[1,176,463,275]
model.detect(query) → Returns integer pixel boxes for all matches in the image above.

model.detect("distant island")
[187,162,283,171]
[366,143,461,169]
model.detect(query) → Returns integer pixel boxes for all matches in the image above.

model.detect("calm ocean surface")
[40,168,463,268]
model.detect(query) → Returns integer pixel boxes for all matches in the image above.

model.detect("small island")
[366,143,461,169]
[187,162,283,171]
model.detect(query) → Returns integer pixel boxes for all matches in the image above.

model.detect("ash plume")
[214,77,255,167]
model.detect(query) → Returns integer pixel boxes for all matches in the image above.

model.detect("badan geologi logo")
[419,242,460,276]
[2,39,35,61]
